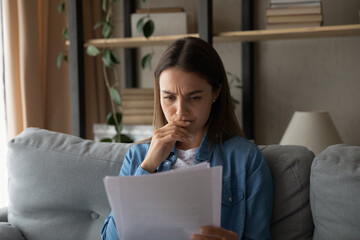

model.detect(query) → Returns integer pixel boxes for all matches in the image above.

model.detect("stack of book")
[266,0,323,29]
[121,88,154,125]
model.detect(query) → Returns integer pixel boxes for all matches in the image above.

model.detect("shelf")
[83,33,199,48]
[216,24,360,42]
[73,24,360,48]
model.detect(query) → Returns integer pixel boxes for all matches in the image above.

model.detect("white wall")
[113,0,360,146]
[254,0,360,145]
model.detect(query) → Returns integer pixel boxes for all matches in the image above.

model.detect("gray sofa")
[1,128,359,240]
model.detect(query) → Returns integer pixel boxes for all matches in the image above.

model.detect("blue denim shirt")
[101,135,273,240]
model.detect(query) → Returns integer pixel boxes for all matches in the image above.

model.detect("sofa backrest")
[310,144,360,240]
[7,128,133,240]
[260,145,315,240]
[7,128,317,240]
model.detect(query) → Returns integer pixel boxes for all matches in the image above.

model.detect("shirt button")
[228,197,232,202]
[91,212,99,220]
[165,161,170,165]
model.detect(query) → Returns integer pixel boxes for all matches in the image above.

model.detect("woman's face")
[159,67,217,138]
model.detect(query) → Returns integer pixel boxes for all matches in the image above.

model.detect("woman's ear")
[213,84,222,101]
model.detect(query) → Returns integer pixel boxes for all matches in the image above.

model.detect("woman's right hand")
[140,120,190,173]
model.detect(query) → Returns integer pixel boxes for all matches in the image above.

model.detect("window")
[0,0,8,208]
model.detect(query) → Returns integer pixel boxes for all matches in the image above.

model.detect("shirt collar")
[168,133,213,163]
[195,134,213,162]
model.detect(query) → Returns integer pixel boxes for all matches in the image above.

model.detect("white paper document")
[104,162,222,240]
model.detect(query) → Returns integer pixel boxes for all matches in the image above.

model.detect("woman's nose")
[176,99,188,117]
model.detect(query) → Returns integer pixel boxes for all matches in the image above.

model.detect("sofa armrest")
[0,207,7,222]
[0,223,25,240]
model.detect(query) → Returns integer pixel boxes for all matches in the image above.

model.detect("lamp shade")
[280,111,343,155]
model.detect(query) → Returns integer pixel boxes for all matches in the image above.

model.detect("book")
[122,100,154,109]
[135,7,184,14]
[267,14,323,24]
[266,6,321,16]
[122,115,153,125]
[123,108,154,115]
[103,162,222,240]
[122,95,154,101]
[270,0,321,3]
[266,21,321,29]
[121,88,154,96]
[270,2,321,8]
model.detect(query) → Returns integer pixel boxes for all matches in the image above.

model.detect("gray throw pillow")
[260,145,315,240]
[310,144,360,240]
[7,128,133,240]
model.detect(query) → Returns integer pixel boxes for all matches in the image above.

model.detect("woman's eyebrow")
[187,90,203,96]
[162,90,175,95]
[161,90,203,96]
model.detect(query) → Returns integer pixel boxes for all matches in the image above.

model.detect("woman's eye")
[164,96,175,101]
[191,96,201,101]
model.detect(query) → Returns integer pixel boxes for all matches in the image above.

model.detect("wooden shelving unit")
[67,0,360,139]
[76,24,360,48]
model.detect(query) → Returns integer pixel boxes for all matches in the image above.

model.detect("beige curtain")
[3,0,109,140]
[3,0,71,139]
[83,0,108,140]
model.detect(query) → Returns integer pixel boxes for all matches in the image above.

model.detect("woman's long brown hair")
[150,37,244,144]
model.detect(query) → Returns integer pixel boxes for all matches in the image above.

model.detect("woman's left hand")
[191,226,238,240]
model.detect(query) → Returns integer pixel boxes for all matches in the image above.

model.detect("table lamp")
[279,111,343,155]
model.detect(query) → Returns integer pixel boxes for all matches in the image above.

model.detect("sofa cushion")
[0,207,8,222]
[7,128,133,240]
[260,145,315,240]
[0,223,25,240]
[310,144,360,240]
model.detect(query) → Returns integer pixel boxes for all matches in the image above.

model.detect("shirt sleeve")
[101,212,119,240]
[101,144,150,240]
[244,147,274,240]
[120,144,152,176]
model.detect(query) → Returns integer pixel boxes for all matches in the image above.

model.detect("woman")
[101,37,273,240]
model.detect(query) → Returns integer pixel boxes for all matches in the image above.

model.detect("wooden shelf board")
[71,24,360,48]
[215,24,360,42]
[83,33,199,48]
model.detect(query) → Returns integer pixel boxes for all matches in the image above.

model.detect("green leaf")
[143,19,155,38]
[102,0,107,12]
[231,96,240,105]
[57,1,65,13]
[142,0,147,3]
[102,22,112,38]
[113,134,133,143]
[94,21,103,30]
[141,53,153,70]
[110,50,120,64]
[234,76,241,83]
[102,50,113,68]
[57,51,64,68]
[100,138,112,142]
[62,28,68,40]
[106,112,122,126]
[86,45,100,56]
[121,134,133,143]
[136,17,145,34]
[110,87,121,106]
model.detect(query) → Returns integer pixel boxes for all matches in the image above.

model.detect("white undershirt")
[171,147,199,170]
